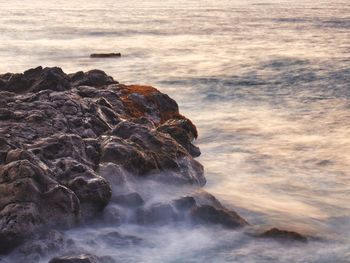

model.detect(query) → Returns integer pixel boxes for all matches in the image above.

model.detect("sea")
[1,0,350,262]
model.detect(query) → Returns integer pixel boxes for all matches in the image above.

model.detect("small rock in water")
[190,204,249,229]
[113,192,145,207]
[258,227,308,243]
[90,53,121,58]
[49,254,115,263]
[99,231,143,247]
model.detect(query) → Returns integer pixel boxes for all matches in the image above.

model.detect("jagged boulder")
[0,160,80,253]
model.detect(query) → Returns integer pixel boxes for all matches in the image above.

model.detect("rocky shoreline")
[0,67,306,263]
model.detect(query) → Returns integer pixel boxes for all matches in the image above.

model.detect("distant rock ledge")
[90,53,121,58]
[0,66,249,262]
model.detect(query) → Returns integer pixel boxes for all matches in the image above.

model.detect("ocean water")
[1,0,350,262]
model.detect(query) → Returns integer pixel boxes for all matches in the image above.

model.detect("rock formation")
[0,66,248,261]
[258,228,308,243]
[90,53,121,58]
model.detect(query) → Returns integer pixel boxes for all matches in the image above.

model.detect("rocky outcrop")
[0,67,248,260]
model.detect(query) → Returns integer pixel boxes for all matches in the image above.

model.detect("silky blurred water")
[1,0,350,262]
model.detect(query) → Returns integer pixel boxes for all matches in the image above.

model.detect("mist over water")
[1,0,350,262]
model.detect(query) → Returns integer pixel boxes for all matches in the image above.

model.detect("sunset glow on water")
[1,0,350,262]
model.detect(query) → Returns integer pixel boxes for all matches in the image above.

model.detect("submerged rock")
[13,230,65,263]
[99,231,143,247]
[135,203,178,225]
[49,254,115,263]
[113,192,145,207]
[258,228,308,243]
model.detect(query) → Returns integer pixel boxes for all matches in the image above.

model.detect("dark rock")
[0,137,18,165]
[98,162,127,187]
[18,230,64,258]
[49,254,115,263]
[0,79,6,91]
[30,134,92,166]
[90,53,121,58]
[151,92,179,121]
[0,203,41,253]
[172,196,196,210]
[116,84,181,124]
[5,74,29,93]
[31,67,70,92]
[76,85,99,98]
[100,136,158,176]
[99,231,142,247]
[0,108,15,120]
[0,73,12,81]
[0,66,248,255]
[258,228,308,243]
[103,205,123,225]
[131,116,155,129]
[52,159,112,219]
[135,203,178,225]
[107,120,205,186]
[191,205,248,229]
[0,160,80,253]
[113,192,144,207]
[157,119,200,157]
[70,69,118,87]
[23,66,43,81]
[179,190,249,229]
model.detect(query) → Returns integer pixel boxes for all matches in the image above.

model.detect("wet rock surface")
[0,67,248,261]
[258,227,308,243]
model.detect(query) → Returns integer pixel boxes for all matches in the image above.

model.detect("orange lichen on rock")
[117,84,198,138]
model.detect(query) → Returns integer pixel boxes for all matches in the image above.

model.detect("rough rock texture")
[0,67,214,255]
[0,67,251,263]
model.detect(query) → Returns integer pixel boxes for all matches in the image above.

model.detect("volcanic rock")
[0,66,245,256]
